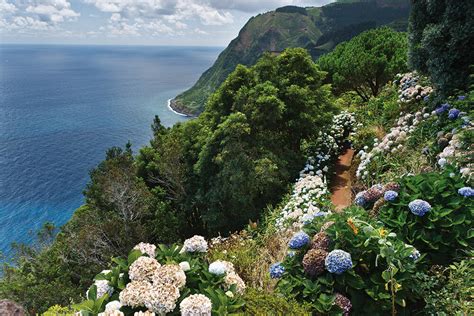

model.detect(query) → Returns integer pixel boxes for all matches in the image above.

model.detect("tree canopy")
[318,27,408,101]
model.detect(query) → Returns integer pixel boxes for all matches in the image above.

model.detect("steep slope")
[171,0,410,116]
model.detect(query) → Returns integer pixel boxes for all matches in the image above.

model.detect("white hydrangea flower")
[180,294,212,316]
[208,261,227,275]
[181,235,208,253]
[179,261,191,272]
[153,264,186,289]
[133,242,157,258]
[128,256,161,282]
[105,300,122,312]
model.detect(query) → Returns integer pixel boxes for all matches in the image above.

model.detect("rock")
[0,300,26,316]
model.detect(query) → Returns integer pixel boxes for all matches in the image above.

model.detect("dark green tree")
[318,27,408,101]
[408,0,474,96]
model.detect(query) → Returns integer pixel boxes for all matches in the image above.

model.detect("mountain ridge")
[171,0,411,116]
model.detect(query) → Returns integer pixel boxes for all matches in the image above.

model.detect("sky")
[0,0,335,46]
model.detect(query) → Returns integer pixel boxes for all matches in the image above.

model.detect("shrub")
[73,238,246,315]
[378,166,474,265]
[243,288,311,315]
[414,260,474,315]
[273,207,420,315]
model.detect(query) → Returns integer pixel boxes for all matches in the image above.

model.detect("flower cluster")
[334,293,352,316]
[408,199,431,216]
[288,231,310,249]
[87,279,114,299]
[269,262,285,279]
[275,174,329,230]
[458,187,474,197]
[395,72,433,104]
[302,248,327,277]
[153,264,186,289]
[355,182,400,209]
[128,256,161,282]
[180,294,212,316]
[383,190,398,202]
[437,127,473,180]
[356,109,431,180]
[181,235,208,253]
[325,249,353,275]
[133,242,157,258]
[330,111,357,143]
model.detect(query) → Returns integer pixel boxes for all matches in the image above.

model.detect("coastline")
[167,98,198,118]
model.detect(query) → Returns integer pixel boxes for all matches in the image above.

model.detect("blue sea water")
[0,44,221,258]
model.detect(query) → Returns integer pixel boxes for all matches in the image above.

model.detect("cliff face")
[172,1,410,116]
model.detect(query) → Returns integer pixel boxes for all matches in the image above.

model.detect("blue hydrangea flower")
[458,95,466,101]
[384,190,398,202]
[354,191,367,207]
[448,108,460,119]
[423,96,430,102]
[458,187,474,197]
[269,262,285,279]
[435,103,450,115]
[409,249,421,261]
[408,199,431,216]
[325,249,352,274]
[288,231,310,249]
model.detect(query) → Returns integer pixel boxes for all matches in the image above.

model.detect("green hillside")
[171,0,411,115]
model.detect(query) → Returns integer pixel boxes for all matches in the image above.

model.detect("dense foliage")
[408,0,474,96]
[319,27,408,101]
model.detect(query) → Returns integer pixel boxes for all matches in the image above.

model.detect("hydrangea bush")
[272,207,420,314]
[74,238,245,315]
[377,166,474,264]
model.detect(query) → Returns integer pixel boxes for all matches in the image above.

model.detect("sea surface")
[0,44,221,258]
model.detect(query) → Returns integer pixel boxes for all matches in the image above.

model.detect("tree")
[408,0,474,96]
[318,27,408,101]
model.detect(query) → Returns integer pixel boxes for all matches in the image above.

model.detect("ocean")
[0,44,221,258]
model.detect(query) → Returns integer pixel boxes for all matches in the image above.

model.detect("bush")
[414,260,473,315]
[273,206,420,315]
[378,166,474,265]
[74,238,246,315]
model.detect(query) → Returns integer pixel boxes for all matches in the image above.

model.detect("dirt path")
[330,147,355,212]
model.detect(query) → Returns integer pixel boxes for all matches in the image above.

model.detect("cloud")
[0,0,79,31]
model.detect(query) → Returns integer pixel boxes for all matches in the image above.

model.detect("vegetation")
[319,27,408,101]
[172,0,410,115]
[1,2,474,314]
[408,0,474,97]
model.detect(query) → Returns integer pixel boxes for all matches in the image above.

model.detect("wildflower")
[347,217,359,235]
[378,228,388,237]
[448,108,460,119]
[334,293,352,316]
[408,199,431,216]
[181,235,208,253]
[303,249,328,277]
[208,261,227,275]
[269,262,285,279]
[458,187,474,197]
[288,231,310,249]
[180,294,212,316]
[384,190,398,202]
[325,250,352,274]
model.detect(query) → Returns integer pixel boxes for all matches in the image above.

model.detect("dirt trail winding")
[330,147,355,212]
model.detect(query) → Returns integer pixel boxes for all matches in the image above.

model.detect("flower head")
[145,283,180,314]
[458,187,474,197]
[208,261,227,275]
[269,262,285,279]
[119,280,152,308]
[311,231,331,251]
[105,301,122,312]
[303,248,328,277]
[288,231,310,249]
[384,190,398,202]
[179,261,191,272]
[448,108,460,119]
[224,272,246,295]
[133,242,156,258]
[325,250,352,274]
[181,235,208,253]
[334,293,352,316]
[458,95,466,100]
[153,264,186,289]
[435,103,450,115]
[88,280,113,299]
[180,294,212,316]
[354,191,367,207]
[408,199,431,216]
[128,256,161,282]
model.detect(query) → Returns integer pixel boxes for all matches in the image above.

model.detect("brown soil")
[330,147,355,212]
